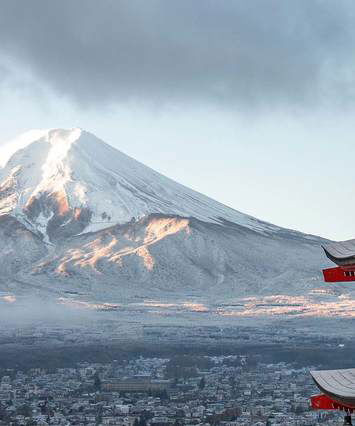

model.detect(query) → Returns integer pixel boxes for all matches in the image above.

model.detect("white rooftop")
[323,240,355,260]
[311,369,355,403]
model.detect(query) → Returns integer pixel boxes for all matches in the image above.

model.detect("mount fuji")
[0,128,328,301]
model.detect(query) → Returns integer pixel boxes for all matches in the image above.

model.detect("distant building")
[102,376,170,393]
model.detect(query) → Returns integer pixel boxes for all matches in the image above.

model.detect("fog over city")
[0,295,98,327]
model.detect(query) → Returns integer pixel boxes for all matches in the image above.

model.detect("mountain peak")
[0,128,84,169]
[46,128,83,145]
[0,128,286,243]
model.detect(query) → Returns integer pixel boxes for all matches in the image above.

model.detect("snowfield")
[0,128,342,309]
[0,128,300,240]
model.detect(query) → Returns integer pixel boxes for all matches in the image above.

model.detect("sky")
[1,0,355,240]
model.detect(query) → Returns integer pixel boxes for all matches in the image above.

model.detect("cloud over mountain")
[1,1,354,108]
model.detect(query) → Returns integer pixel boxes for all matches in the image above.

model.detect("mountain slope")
[0,128,292,242]
[20,214,325,301]
[0,128,329,300]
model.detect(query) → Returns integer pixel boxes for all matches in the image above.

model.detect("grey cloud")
[0,0,354,108]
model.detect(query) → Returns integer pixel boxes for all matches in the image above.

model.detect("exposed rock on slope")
[0,214,47,280]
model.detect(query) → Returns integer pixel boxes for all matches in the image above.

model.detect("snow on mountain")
[0,128,329,301]
[25,213,327,301]
[0,128,286,242]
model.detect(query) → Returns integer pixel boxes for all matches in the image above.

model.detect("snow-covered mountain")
[0,128,329,300]
[0,128,283,241]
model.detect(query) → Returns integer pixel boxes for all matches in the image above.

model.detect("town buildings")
[0,354,343,425]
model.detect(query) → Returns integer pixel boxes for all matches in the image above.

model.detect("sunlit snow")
[0,128,292,243]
